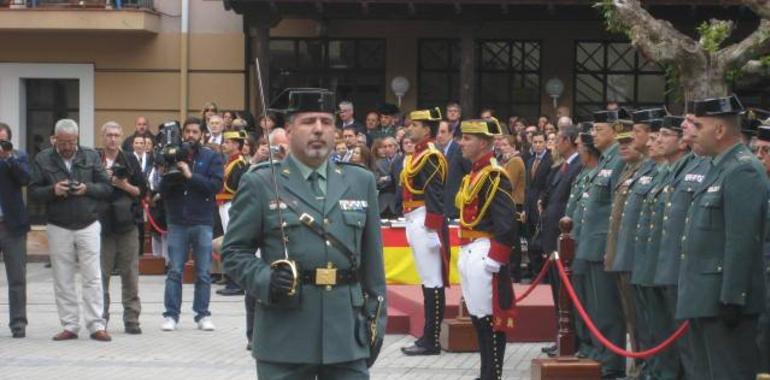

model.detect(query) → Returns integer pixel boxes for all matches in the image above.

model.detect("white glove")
[483,257,503,273]
[427,231,442,250]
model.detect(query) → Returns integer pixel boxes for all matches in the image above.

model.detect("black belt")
[301,267,358,288]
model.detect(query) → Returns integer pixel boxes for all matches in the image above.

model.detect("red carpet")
[386,284,556,342]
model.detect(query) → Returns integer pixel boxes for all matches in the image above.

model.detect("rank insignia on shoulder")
[707,185,720,193]
[340,199,368,211]
[599,169,613,177]
[269,200,288,210]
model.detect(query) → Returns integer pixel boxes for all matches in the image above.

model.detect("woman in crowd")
[498,134,527,282]
[222,111,237,130]
[257,114,277,140]
[201,101,218,131]
[349,145,376,172]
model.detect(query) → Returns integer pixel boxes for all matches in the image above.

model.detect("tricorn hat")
[632,108,667,132]
[460,119,503,137]
[661,115,685,133]
[378,102,400,116]
[409,107,442,122]
[269,88,336,116]
[223,130,247,141]
[690,94,744,117]
[593,108,633,125]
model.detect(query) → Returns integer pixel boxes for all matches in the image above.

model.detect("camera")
[0,140,12,152]
[67,180,82,194]
[153,121,194,183]
[111,163,129,180]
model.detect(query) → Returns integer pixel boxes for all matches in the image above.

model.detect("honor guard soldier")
[456,119,518,380]
[753,122,770,375]
[214,129,250,296]
[399,107,450,356]
[653,114,710,379]
[221,88,388,379]
[567,122,602,360]
[576,109,629,379]
[678,95,768,380]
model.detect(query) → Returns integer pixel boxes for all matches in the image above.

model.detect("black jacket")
[444,139,471,220]
[524,150,552,227]
[29,147,112,230]
[0,150,31,236]
[97,150,148,235]
[160,146,224,226]
[540,155,582,253]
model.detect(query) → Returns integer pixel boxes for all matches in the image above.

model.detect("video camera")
[111,163,129,180]
[0,140,12,152]
[154,121,194,183]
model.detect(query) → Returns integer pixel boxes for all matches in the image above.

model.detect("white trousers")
[404,206,443,288]
[218,202,232,232]
[47,221,106,334]
[458,238,494,317]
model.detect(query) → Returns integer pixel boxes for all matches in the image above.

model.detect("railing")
[0,0,153,10]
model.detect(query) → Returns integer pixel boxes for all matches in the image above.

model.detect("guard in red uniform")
[400,107,450,356]
[456,119,518,380]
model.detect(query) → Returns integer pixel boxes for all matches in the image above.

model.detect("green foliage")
[697,20,732,53]
[594,1,630,36]
[664,63,683,101]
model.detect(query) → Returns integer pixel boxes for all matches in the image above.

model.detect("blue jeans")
[163,224,212,322]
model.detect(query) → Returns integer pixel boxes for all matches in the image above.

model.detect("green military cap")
[740,108,770,137]
[632,108,667,132]
[409,107,442,122]
[269,88,336,116]
[593,108,632,124]
[460,118,503,137]
[378,102,400,116]
[690,94,744,117]
[661,115,685,134]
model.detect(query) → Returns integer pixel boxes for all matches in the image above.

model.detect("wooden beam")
[500,2,508,15]
[361,0,369,16]
[453,1,461,15]
[408,1,416,16]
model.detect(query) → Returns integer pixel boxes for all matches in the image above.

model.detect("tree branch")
[609,0,701,64]
[720,19,770,68]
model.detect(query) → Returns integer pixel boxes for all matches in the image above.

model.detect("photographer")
[0,122,30,338]
[159,117,223,332]
[97,122,147,335]
[29,119,113,342]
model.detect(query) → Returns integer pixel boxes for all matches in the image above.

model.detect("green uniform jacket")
[605,159,649,272]
[221,157,388,364]
[630,164,669,286]
[576,143,624,263]
[677,144,768,319]
[654,153,710,286]
[566,168,592,275]
[610,160,656,273]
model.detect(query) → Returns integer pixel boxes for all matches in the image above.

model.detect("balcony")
[0,0,160,34]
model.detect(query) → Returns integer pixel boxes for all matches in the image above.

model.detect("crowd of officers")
[565,95,770,380]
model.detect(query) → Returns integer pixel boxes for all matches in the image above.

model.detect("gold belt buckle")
[315,262,337,290]
[299,213,315,226]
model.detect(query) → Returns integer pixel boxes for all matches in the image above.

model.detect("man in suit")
[338,101,365,136]
[0,122,30,338]
[222,88,387,378]
[438,120,464,220]
[121,116,154,153]
[539,123,582,356]
[524,131,552,278]
[678,95,767,380]
[375,137,399,219]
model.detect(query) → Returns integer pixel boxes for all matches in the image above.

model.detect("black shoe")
[124,323,142,335]
[45,261,52,268]
[401,343,440,356]
[246,341,252,351]
[541,344,557,353]
[216,288,245,296]
[11,329,25,338]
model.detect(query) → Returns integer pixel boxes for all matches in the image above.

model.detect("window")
[477,40,542,122]
[269,38,385,117]
[417,39,460,110]
[574,41,668,120]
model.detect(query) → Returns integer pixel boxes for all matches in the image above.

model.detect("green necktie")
[308,171,325,203]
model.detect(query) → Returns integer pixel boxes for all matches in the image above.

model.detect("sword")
[255,57,299,296]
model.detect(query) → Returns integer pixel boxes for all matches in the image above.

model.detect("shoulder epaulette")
[249,160,280,173]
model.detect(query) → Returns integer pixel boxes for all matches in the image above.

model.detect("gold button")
[717,266,722,272]
[325,240,331,246]
[667,203,672,207]
[682,236,686,241]
[681,254,685,259]
[324,218,330,225]
[664,216,668,221]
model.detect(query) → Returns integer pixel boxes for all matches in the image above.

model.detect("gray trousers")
[585,261,626,375]
[256,359,369,380]
[101,228,141,325]
[0,224,27,331]
[686,316,759,380]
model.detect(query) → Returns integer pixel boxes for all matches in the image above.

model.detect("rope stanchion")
[142,201,167,235]
[554,257,689,359]
[515,254,553,303]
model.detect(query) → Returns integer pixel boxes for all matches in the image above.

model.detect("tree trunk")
[677,59,729,104]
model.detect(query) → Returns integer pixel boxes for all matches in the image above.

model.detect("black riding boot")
[402,286,444,355]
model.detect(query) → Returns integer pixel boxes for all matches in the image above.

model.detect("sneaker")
[197,316,215,331]
[161,317,177,331]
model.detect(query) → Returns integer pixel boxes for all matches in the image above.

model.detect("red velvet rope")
[515,256,553,303]
[554,257,690,359]
[142,201,167,235]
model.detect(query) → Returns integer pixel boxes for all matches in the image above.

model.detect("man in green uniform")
[576,109,629,378]
[753,122,770,375]
[678,95,767,380]
[222,88,388,379]
[566,122,600,360]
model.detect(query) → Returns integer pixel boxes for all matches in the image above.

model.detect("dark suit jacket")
[391,153,405,216]
[540,155,583,253]
[444,139,470,220]
[524,150,553,228]
[375,156,399,217]
[0,150,31,236]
